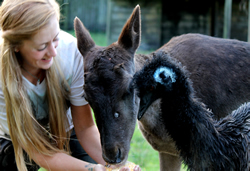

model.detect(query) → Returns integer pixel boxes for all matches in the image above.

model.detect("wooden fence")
[57,0,107,32]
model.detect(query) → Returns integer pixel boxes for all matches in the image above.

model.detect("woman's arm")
[20,104,105,171]
[71,104,106,165]
[31,150,100,171]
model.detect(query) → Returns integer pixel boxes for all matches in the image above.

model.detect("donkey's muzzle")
[102,146,124,164]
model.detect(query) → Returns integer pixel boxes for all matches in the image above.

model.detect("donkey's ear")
[118,5,141,54]
[74,17,95,57]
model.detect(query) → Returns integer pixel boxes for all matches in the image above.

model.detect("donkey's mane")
[84,46,137,101]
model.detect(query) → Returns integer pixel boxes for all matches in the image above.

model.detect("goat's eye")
[114,112,119,118]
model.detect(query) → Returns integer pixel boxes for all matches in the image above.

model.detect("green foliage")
[129,123,187,171]
[89,32,107,47]
[128,123,160,170]
[66,30,107,47]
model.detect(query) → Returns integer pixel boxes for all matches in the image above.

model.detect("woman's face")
[18,15,60,71]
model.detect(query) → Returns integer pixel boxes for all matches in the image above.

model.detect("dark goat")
[133,52,250,171]
[74,5,250,170]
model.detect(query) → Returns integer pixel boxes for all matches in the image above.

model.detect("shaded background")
[57,0,249,50]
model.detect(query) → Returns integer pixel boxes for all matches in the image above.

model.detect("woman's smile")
[41,57,53,63]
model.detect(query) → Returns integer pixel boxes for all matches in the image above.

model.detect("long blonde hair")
[0,0,71,170]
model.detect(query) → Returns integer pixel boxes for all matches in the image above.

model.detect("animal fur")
[74,5,250,171]
[133,51,250,171]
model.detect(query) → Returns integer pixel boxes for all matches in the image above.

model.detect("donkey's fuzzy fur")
[133,52,250,171]
[74,5,250,171]
[158,34,250,119]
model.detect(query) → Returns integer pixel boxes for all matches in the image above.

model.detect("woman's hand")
[96,163,141,171]
[120,165,141,171]
[94,164,107,171]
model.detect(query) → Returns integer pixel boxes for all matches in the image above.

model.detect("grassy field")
[67,30,187,171]
[128,122,187,171]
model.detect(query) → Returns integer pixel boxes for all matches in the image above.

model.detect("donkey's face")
[74,5,141,164]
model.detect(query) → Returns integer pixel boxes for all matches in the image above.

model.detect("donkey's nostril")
[115,148,122,163]
[103,147,123,164]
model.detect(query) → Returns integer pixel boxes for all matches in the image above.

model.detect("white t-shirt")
[0,30,88,138]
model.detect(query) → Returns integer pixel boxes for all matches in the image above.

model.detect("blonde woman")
[0,0,140,171]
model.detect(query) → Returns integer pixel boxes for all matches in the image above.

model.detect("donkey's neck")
[134,53,153,72]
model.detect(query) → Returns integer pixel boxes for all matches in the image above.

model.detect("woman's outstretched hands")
[94,164,141,171]
[120,165,141,171]
[94,164,107,171]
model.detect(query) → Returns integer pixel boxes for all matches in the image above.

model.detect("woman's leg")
[0,138,18,171]
[0,138,39,171]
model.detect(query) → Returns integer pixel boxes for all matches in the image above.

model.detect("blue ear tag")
[153,67,176,84]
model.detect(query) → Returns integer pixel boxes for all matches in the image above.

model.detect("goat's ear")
[118,5,141,55]
[74,17,95,57]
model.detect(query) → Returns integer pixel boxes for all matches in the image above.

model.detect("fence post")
[248,0,250,42]
[223,0,232,39]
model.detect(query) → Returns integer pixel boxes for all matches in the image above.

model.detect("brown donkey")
[74,5,250,171]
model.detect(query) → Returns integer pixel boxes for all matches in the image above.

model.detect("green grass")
[128,123,159,170]
[66,30,187,171]
[128,123,187,171]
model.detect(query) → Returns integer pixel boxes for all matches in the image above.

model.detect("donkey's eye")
[114,112,120,118]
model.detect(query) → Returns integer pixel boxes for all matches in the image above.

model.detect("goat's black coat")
[133,51,250,171]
